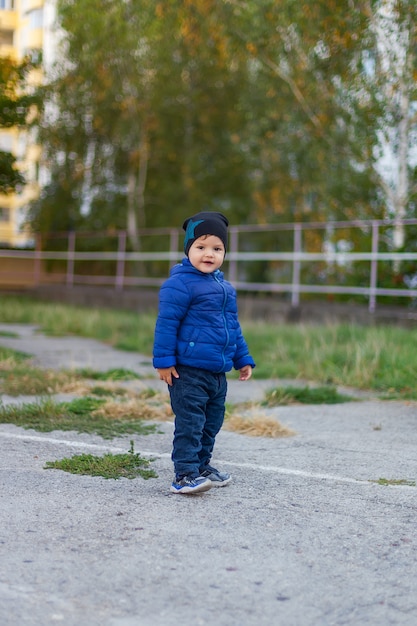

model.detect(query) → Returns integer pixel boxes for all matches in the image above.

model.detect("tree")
[0,57,37,193]
[31,0,417,255]
[365,0,417,248]
[223,0,417,237]
[32,0,157,247]
[32,0,253,247]
[219,0,381,224]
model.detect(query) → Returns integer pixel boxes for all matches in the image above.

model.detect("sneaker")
[170,475,212,495]
[200,465,232,487]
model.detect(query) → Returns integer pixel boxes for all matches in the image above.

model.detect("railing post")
[115,231,126,290]
[228,227,239,283]
[169,228,179,263]
[66,231,76,287]
[291,223,302,308]
[34,233,42,286]
[369,221,379,313]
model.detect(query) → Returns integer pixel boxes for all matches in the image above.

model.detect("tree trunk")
[126,123,149,276]
[393,74,410,251]
[126,165,139,251]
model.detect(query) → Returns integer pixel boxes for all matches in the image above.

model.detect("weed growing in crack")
[44,440,158,479]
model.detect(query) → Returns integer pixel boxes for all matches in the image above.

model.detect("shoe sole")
[170,480,212,495]
[208,476,232,487]
[200,473,232,487]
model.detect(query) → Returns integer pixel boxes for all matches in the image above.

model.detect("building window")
[23,48,43,64]
[0,207,11,222]
[28,8,43,28]
[0,1,15,10]
[0,133,13,152]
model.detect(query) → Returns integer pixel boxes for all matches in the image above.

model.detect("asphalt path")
[0,324,416,626]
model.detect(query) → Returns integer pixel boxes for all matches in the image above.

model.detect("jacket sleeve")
[233,323,256,371]
[152,276,191,369]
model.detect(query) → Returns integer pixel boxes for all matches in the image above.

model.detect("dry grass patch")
[0,358,157,398]
[0,366,79,396]
[92,392,173,422]
[225,409,296,438]
[59,379,132,396]
[0,396,159,439]
[0,356,23,372]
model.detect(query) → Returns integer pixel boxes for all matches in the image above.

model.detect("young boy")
[153,211,255,495]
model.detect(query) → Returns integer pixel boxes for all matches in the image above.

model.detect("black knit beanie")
[183,211,229,256]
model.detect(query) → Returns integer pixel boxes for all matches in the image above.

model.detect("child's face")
[188,235,225,273]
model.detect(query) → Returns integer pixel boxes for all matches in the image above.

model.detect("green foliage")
[61,396,104,415]
[44,440,158,480]
[32,0,253,241]
[0,56,39,128]
[89,386,128,397]
[75,368,142,381]
[0,151,25,193]
[223,0,381,222]
[23,0,417,240]
[263,385,354,406]
[0,56,40,194]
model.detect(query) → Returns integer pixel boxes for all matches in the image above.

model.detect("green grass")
[0,396,159,439]
[263,385,355,406]
[369,478,416,487]
[0,358,143,396]
[243,321,417,397]
[89,385,128,396]
[0,345,31,363]
[0,331,19,338]
[76,368,142,381]
[0,294,416,397]
[378,389,417,401]
[44,440,157,480]
[0,363,74,395]
[0,295,155,354]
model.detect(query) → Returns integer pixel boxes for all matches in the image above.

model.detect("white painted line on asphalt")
[219,459,366,484]
[0,431,132,454]
[0,430,372,486]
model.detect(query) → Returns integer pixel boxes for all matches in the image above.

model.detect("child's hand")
[157,366,179,386]
[239,365,252,381]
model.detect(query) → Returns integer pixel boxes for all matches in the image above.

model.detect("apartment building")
[0,0,55,247]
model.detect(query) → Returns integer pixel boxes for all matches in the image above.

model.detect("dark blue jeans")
[168,365,228,479]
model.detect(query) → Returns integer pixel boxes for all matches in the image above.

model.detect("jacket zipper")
[213,272,228,371]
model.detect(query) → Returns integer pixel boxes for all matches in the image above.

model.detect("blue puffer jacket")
[153,258,255,373]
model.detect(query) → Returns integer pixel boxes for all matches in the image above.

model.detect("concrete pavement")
[0,323,416,626]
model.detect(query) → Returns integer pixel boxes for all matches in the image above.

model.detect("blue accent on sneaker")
[200,465,232,487]
[170,475,212,494]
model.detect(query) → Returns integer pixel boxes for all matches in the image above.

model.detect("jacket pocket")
[178,327,201,357]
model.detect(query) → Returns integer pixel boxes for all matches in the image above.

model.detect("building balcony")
[0,9,17,31]
[26,27,43,49]
[24,0,44,11]
[0,222,14,242]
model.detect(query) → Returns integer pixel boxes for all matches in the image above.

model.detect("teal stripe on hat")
[184,219,204,251]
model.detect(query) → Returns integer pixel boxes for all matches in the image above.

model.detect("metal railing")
[1,218,417,312]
